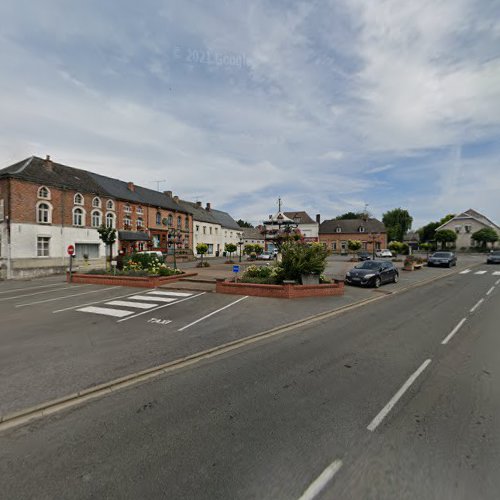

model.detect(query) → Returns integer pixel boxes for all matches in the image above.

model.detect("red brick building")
[319,217,387,254]
[0,156,193,278]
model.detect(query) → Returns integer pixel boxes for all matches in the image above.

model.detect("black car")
[487,250,500,264]
[345,260,399,288]
[357,251,371,261]
[427,251,457,267]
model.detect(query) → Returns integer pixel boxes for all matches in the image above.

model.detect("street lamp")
[168,229,183,269]
[238,237,244,262]
[368,232,380,260]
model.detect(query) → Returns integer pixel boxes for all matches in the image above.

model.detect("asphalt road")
[1,264,499,498]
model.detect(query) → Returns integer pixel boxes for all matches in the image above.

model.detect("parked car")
[137,250,164,259]
[427,251,457,267]
[357,251,371,261]
[345,260,399,288]
[487,250,500,264]
[375,249,393,258]
[258,251,273,260]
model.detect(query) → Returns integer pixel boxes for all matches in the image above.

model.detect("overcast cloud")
[1,0,499,227]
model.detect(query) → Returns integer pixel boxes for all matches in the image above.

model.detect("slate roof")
[178,200,219,224]
[283,211,316,224]
[242,227,264,240]
[437,209,500,231]
[0,156,106,194]
[319,218,386,234]
[210,208,241,230]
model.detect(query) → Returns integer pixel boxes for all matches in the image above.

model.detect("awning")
[118,231,151,242]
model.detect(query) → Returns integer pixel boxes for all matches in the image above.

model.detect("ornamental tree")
[196,243,209,266]
[347,240,362,257]
[471,227,499,249]
[97,225,117,269]
[434,229,457,249]
[225,243,237,261]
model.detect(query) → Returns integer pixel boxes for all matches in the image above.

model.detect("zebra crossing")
[459,269,500,276]
[77,290,194,318]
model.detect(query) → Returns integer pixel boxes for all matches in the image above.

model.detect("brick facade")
[319,232,387,253]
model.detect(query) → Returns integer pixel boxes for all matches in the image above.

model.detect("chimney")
[173,195,179,203]
[127,182,135,192]
[44,155,53,172]
[196,201,202,208]
[206,202,211,211]
[316,214,321,224]
[164,190,172,197]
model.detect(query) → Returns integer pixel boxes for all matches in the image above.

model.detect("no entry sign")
[67,244,75,256]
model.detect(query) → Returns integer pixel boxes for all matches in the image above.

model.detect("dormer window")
[74,193,84,205]
[92,197,101,208]
[336,227,342,233]
[106,200,115,211]
[358,226,365,233]
[38,186,51,200]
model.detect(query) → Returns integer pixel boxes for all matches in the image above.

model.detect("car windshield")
[355,261,381,270]
[491,251,500,256]
[433,252,452,257]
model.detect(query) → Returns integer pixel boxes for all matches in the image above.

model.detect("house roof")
[319,218,386,234]
[437,209,500,231]
[178,200,220,224]
[210,208,241,230]
[242,227,264,240]
[283,211,316,224]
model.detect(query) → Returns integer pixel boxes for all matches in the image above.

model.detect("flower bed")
[216,279,344,299]
[68,271,197,288]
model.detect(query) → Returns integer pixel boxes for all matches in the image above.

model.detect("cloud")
[0,0,499,229]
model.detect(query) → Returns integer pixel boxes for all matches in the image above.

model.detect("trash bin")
[215,250,220,257]
[223,251,227,257]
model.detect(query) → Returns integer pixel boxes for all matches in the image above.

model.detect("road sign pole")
[69,254,73,282]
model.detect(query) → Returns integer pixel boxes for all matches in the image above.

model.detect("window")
[106,200,115,210]
[156,212,162,225]
[203,226,206,234]
[124,204,131,213]
[168,214,173,227]
[210,227,212,235]
[73,207,84,226]
[336,227,342,233]
[177,216,182,228]
[215,228,218,235]
[137,217,143,228]
[358,226,365,233]
[91,210,102,227]
[124,216,131,228]
[332,242,337,250]
[465,225,472,233]
[75,243,99,259]
[185,218,189,230]
[138,242,145,251]
[38,186,50,199]
[74,193,84,205]
[37,202,51,224]
[37,236,50,257]
[196,225,200,232]
[106,212,115,228]
[207,244,214,254]
[137,206,143,215]
[455,225,462,233]
[92,197,101,208]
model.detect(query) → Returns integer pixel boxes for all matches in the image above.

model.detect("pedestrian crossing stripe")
[106,300,157,309]
[128,295,176,303]
[146,290,193,297]
[77,306,133,317]
[460,269,471,274]
[493,271,500,276]
[475,271,487,275]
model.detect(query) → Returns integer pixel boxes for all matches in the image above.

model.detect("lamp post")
[368,232,380,260]
[238,237,244,262]
[168,229,183,269]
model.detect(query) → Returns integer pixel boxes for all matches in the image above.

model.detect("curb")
[0,262,482,433]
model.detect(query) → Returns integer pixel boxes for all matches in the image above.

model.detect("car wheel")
[374,277,381,288]
[393,273,399,283]
[447,262,452,268]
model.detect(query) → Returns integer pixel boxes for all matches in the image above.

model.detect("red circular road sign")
[67,244,75,256]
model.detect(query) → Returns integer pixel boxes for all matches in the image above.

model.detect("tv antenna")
[153,179,166,191]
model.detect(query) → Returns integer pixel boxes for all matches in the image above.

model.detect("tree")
[335,211,367,220]
[382,208,413,242]
[196,243,209,266]
[418,214,456,243]
[225,243,237,262]
[347,240,362,257]
[97,225,116,269]
[237,219,254,228]
[388,241,409,257]
[434,229,457,249]
[471,227,499,249]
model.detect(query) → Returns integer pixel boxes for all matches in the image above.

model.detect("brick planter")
[216,279,345,299]
[68,271,197,288]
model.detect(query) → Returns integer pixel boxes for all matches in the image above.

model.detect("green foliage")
[225,243,237,254]
[196,243,209,255]
[244,244,264,256]
[241,264,284,284]
[237,219,254,228]
[335,211,367,220]
[97,225,116,245]
[121,253,181,276]
[471,227,499,247]
[382,208,413,242]
[435,229,457,249]
[388,241,409,256]
[279,241,330,281]
[417,214,456,243]
[347,240,362,253]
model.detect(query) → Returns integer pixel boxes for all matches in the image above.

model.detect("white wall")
[193,219,243,256]
[298,223,319,239]
[10,223,107,261]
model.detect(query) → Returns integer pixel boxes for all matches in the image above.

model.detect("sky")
[1,0,499,229]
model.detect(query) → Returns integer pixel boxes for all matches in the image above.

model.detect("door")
[381,262,393,283]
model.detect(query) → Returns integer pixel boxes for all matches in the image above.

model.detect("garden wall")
[68,271,197,288]
[216,280,344,299]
